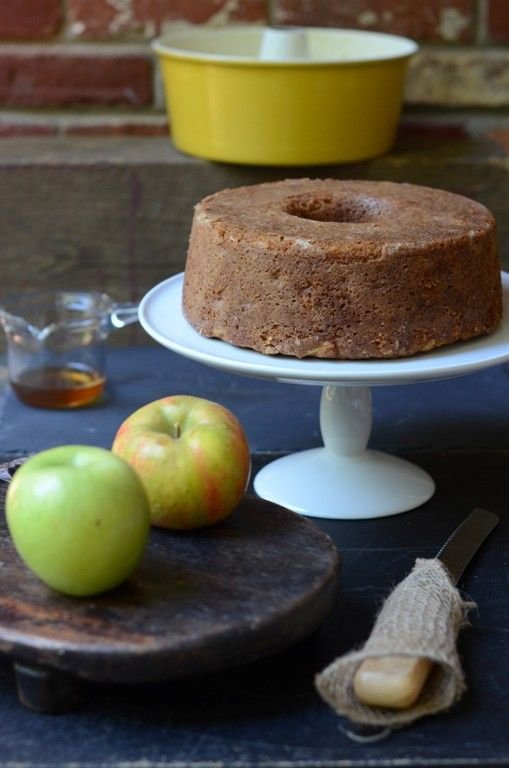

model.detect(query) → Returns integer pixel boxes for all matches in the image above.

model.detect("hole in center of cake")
[283,194,385,223]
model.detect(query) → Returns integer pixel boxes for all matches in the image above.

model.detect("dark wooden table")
[0,346,508,767]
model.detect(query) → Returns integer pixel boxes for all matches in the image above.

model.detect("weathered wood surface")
[0,348,508,764]
[0,482,339,711]
[0,120,507,352]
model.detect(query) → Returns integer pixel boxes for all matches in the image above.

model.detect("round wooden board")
[0,476,339,692]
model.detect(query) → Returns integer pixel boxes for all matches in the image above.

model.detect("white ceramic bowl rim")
[152,26,418,66]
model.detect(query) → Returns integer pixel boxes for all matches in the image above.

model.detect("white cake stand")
[139,272,509,520]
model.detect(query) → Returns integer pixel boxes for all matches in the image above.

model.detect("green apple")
[6,445,151,597]
[112,395,251,530]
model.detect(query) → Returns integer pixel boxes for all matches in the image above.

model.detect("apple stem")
[174,423,181,439]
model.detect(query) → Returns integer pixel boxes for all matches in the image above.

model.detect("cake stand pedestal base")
[254,384,435,519]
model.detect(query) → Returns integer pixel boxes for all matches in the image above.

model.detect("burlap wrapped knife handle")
[315,509,498,728]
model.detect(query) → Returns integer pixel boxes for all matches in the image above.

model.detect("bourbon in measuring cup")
[0,290,138,409]
[11,365,106,409]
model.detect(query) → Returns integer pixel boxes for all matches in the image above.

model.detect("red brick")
[68,0,267,39]
[0,50,153,108]
[486,128,509,152]
[273,0,475,43]
[487,0,509,42]
[64,119,169,137]
[0,122,57,138]
[0,0,62,40]
[398,120,468,141]
[0,112,169,138]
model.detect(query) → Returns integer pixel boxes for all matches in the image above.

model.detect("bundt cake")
[182,179,502,359]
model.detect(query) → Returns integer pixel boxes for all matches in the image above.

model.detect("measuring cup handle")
[109,302,139,329]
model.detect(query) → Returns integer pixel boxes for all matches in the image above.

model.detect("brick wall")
[0,0,507,137]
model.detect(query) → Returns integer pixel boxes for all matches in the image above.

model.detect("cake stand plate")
[139,272,509,520]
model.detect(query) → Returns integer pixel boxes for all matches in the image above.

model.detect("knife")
[353,507,499,710]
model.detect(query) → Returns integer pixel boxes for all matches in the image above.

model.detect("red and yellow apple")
[112,395,251,529]
[5,445,151,597]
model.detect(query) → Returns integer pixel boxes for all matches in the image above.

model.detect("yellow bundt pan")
[152,26,418,167]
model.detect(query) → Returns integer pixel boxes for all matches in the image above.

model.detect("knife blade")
[353,507,499,710]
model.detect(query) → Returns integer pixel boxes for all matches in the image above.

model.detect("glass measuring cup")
[0,291,139,409]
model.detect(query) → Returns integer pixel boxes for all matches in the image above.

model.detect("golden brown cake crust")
[182,179,502,359]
